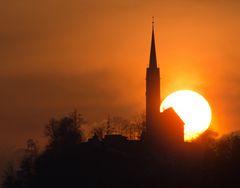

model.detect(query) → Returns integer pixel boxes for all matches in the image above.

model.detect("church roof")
[160,107,184,126]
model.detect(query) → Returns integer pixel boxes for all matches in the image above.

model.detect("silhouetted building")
[159,108,184,146]
[146,21,184,149]
[103,135,127,145]
[146,22,161,139]
[88,21,185,155]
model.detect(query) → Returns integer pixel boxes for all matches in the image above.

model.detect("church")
[90,22,185,152]
[145,21,184,149]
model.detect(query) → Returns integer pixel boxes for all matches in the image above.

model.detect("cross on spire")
[152,16,155,29]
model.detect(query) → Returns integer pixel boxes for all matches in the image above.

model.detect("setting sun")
[160,90,212,141]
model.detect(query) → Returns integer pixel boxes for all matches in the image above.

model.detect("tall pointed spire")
[149,17,157,69]
[146,17,160,139]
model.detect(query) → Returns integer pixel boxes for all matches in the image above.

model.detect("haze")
[1,0,240,150]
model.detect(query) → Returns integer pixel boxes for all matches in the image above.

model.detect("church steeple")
[145,18,184,148]
[149,17,157,69]
[146,17,161,138]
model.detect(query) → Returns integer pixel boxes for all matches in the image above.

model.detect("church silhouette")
[90,21,186,156]
[145,21,184,151]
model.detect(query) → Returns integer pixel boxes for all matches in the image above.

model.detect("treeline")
[1,111,146,188]
[90,113,145,141]
[2,111,240,188]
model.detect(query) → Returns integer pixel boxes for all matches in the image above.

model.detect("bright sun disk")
[160,90,212,141]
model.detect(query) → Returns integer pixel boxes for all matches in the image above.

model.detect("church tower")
[146,19,160,138]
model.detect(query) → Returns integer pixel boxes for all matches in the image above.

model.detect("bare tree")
[92,127,105,141]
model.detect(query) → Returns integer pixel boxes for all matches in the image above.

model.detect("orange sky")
[1,0,240,149]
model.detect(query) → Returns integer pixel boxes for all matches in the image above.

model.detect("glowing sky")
[1,0,240,149]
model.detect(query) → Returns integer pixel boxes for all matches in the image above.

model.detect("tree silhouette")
[91,113,146,141]
[2,163,16,188]
[92,127,105,141]
[4,111,240,188]
[45,110,84,150]
[2,139,38,188]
